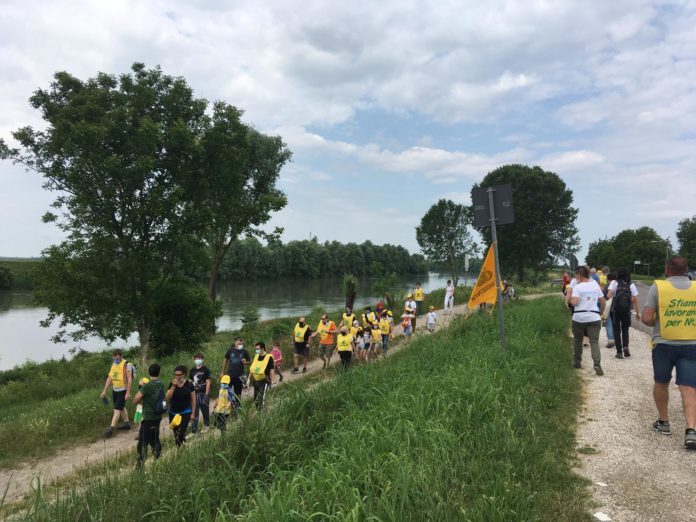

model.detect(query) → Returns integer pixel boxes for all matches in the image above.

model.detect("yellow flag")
[468,245,498,309]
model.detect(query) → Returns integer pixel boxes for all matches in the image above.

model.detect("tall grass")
[15,297,590,521]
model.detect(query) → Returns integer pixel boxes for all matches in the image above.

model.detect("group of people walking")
[565,256,696,451]
[100,283,437,468]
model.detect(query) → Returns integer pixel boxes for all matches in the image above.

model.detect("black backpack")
[151,382,167,415]
[612,281,632,314]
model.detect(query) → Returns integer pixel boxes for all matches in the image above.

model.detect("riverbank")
[0,258,41,290]
[0,286,465,470]
[2,296,590,520]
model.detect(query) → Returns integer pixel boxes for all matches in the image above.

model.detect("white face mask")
[237,344,244,350]
[255,348,261,355]
[194,358,203,367]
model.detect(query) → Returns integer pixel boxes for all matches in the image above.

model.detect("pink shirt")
[271,347,283,363]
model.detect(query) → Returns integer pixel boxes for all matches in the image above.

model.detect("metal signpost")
[472,184,514,352]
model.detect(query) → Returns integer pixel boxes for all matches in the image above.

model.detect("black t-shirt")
[167,380,194,413]
[189,365,211,393]
[224,347,251,378]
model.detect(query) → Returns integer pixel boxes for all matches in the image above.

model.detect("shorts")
[426,323,435,332]
[112,389,126,411]
[652,344,696,388]
[294,342,309,356]
[320,344,335,357]
[360,343,370,351]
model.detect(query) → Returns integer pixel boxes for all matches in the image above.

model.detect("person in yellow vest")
[291,317,312,374]
[641,255,696,449]
[336,326,355,370]
[100,348,134,438]
[361,306,377,328]
[311,313,338,369]
[247,342,276,411]
[369,323,382,361]
[598,267,608,288]
[340,307,356,329]
[413,282,426,317]
[379,313,392,356]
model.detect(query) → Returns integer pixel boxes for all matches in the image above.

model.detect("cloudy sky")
[1,0,695,262]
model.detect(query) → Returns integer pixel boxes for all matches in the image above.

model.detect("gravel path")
[575,323,696,521]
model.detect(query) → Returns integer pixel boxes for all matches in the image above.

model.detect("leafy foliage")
[677,216,696,266]
[415,199,478,286]
[0,266,12,290]
[220,237,428,280]
[586,226,668,274]
[473,165,579,281]
[241,306,261,331]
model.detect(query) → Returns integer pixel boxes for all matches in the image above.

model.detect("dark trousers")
[137,419,161,467]
[168,412,190,447]
[339,350,352,370]
[191,392,209,433]
[611,309,631,351]
[215,413,229,432]
[252,380,269,410]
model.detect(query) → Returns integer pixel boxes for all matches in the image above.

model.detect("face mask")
[113,358,121,364]
[299,321,305,326]
[194,358,203,367]
[237,344,244,350]
[255,348,261,355]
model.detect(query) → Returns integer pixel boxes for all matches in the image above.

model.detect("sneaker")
[615,351,623,359]
[573,361,582,369]
[104,426,114,438]
[302,367,307,373]
[652,419,671,435]
[279,374,284,382]
[117,422,131,430]
[606,341,615,348]
[291,367,299,374]
[685,429,696,450]
[200,426,208,435]
[594,365,604,376]
[623,348,631,358]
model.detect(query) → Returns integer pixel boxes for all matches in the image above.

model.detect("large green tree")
[677,216,696,266]
[0,64,211,362]
[415,199,478,286]
[587,227,670,275]
[201,102,290,301]
[472,165,579,281]
[585,238,615,270]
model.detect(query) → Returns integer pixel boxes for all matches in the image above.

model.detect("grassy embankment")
[11,296,590,521]
[0,287,460,469]
[0,258,41,290]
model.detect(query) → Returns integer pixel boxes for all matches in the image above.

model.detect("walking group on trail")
[565,256,696,451]
[99,283,434,468]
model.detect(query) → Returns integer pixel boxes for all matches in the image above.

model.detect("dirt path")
[576,324,696,521]
[0,303,471,504]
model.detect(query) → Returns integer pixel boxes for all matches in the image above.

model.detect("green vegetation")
[474,165,580,281]
[11,297,589,521]
[586,227,668,275]
[677,216,696,264]
[416,198,478,286]
[0,285,463,469]
[219,237,428,280]
[0,258,41,290]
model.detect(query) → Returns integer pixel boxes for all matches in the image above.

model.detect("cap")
[221,375,231,384]
[429,306,435,310]
[407,294,413,298]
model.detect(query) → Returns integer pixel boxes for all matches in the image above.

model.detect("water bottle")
[134,404,143,423]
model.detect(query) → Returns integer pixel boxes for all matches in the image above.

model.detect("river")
[0,272,467,370]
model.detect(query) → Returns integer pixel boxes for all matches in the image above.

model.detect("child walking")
[215,375,234,431]
[271,342,284,382]
[426,306,437,333]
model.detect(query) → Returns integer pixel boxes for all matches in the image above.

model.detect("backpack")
[152,382,167,415]
[612,281,632,314]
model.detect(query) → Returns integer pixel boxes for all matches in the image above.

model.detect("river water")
[0,272,467,370]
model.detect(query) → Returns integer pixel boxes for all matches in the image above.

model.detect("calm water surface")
[0,272,468,370]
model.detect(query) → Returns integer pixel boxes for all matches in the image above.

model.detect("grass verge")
[11,297,590,521]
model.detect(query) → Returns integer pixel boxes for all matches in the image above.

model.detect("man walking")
[291,316,312,374]
[133,364,164,469]
[641,256,696,450]
[221,337,250,400]
[100,349,134,438]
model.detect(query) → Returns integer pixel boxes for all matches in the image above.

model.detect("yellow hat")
[407,294,413,298]
[221,375,231,385]
[429,306,435,311]
[169,414,182,430]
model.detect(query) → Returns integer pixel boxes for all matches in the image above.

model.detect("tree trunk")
[138,318,151,367]
[384,292,395,310]
[208,253,224,302]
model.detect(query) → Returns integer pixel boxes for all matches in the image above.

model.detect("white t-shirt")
[445,284,454,297]
[607,280,639,297]
[571,280,604,323]
[405,299,417,312]
[426,311,437,324]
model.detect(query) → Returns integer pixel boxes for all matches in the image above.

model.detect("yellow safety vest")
[294,323,309,342]
[336,333,352,352]
[414,288,425,301]
[250,354,273,382]
[379,318,391,335]
[109,359,127,388]
[361,312,376,326]
[371,328,381,343]
[342,313,356,326]
[656,280,696,341]
[317,321,336,345]
[350,325,360,338]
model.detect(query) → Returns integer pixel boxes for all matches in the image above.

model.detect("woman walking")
[569,266,606,375]
[606,268,640,358]
[165,366,196,447]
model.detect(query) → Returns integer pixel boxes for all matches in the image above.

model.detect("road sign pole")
[487,187,507,353]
